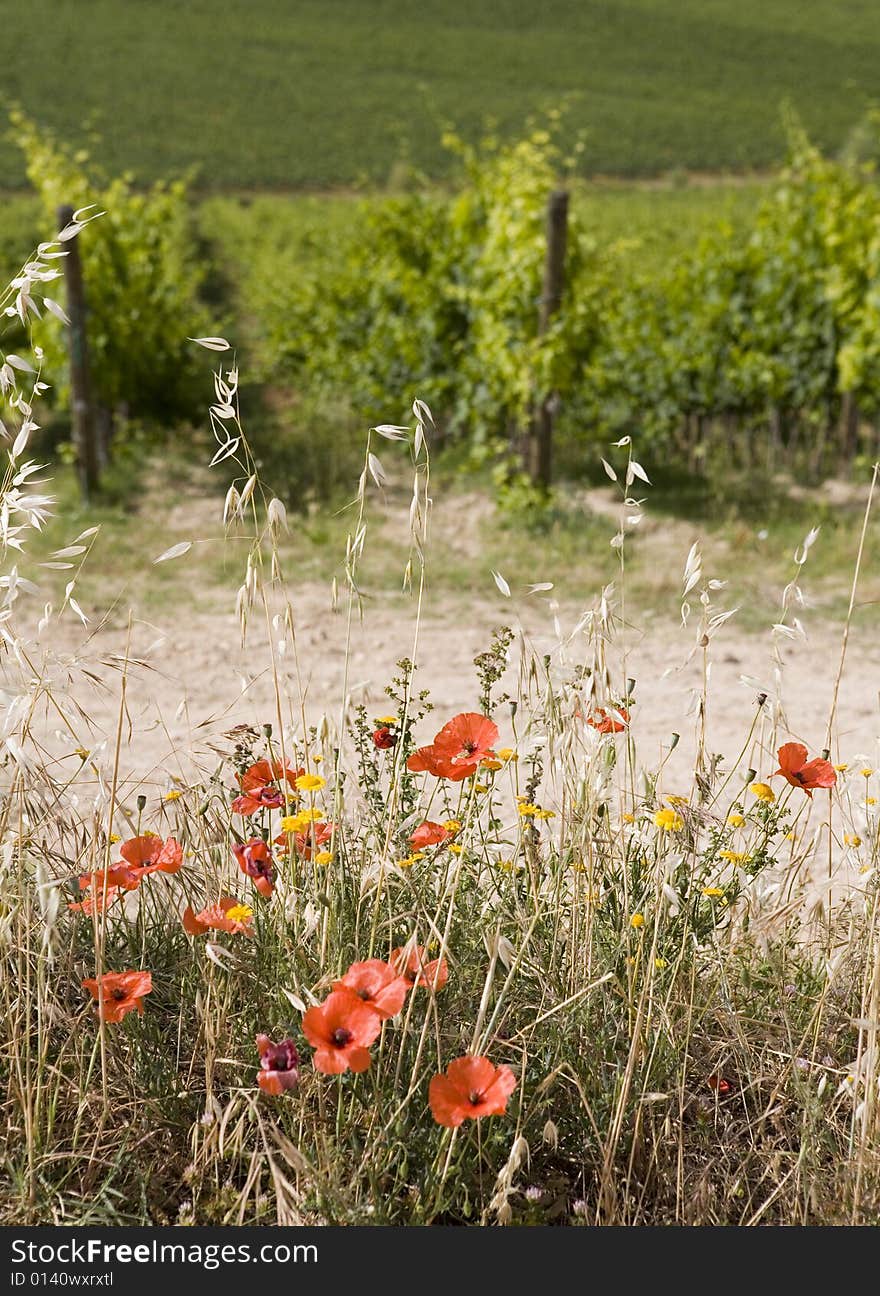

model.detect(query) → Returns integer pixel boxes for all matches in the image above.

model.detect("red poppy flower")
[233,839,275,898]
[707,1074,732,1094]
[256,1033,300,1094]
[301,989,382,1075]
[77,864,140,893]
[429,1055,517,1128]
[408,712,499,782]
[390,944,449,990]
[182,896,254,937]
[68,886,121,916]
[372,726,397,750]
[586,706,629,734]
[410,821,453,849]
[232,759,302,816]
[295,820,333,860]
[331,959,410,1020]
[81,970,152,1023]
[119,835,183,881]
[774,743,836,797]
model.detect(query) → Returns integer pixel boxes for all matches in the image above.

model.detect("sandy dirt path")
[35,579,880,796]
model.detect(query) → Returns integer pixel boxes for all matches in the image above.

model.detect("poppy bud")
[509,701,518,718]
[670,733,680,750]
[136,794,147,812]
[263,723,273,738]
[627,678,636,696]
[756,693,767,708]
[745,769,757,784]
[822,748,830,762]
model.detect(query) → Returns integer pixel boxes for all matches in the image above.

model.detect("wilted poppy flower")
[408,712,499,781]
[372,725,397,750]
[774,743,836,797]
[586,705,629,734]
[301,989,382,1074]
[233,839,275,898]
[119,835,183,881]
[232,759,301,816]
[390,944,448,990]
[410,820,453,849]
[183,896,254,937]
[256,1033,300,1094]
[429,1055,517,1128]
[332,959,409,1020]
[81,970,152,1023]
[707,1074,732,1094]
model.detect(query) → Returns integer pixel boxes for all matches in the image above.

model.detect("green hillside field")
[0,0,877,189]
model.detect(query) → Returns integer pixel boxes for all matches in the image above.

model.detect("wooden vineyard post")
[526,188,568,489]
[58,204,100,500]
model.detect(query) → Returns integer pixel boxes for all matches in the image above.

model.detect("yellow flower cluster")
[280,807,323,833]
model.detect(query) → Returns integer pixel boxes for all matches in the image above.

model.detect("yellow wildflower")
[497,748,517,762]
[862,768,874,778]
[518,803,540,817]
[225,903,253,924]
[295,773,326,792]
[164,789,184,802]
[534,808,556,820]
[449,844,463,855]
[719,850,750,864]
[442,819,461,834]
[750,782,775,804]
[375,715,398,725]
[474,783,489,793]
[480,758,503,772]
[314,851,333,865]
[726,813,745,827]
[834,764,849,773]
[630,912,645,929]
[312,754,323,764]
[702,887,725,898]
[621,812,635,824]
[653,808,684,832]
[666,794,688,806]
[844,833,862,847]
[867,797,877,807]
[397,852,425,869]
[108,833,121,844]
[74,746,90,761]
[654,958,668,970]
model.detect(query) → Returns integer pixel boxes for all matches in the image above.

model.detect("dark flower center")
[331,1027,352,1048]
[463,740,477,754]
[112,988,127,1001]
[469,1090,484,1106]
[356,988,371,1001]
